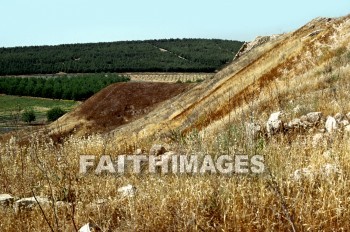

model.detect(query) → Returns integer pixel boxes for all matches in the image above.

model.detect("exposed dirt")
[50,82,191,137]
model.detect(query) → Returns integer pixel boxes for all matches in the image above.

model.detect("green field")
[0,95,78,133]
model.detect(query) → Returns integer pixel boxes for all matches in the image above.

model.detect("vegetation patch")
[0,73,129,100]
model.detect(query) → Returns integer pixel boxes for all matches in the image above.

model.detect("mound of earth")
[49,82,191,138]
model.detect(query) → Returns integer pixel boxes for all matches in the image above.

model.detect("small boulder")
[79,223,91,232]
[149,144,167,156]
[118,184,136,197]
[306,112,322,124]
[0,194,14,207]
[300,115,308,122]
[288,118,302,129]
[340,120,349,127]
[15,196,50,212]
[325,116,337,133]
[266,111,283,136]
[134,148,143,155]
[334,113,344,123]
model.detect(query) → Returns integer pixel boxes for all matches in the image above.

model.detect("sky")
[1,0,349,47]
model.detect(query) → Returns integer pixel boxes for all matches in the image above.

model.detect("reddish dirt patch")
[72,82,190,133]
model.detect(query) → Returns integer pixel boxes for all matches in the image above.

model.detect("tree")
[47,107,66,122]
[22,109,36,124]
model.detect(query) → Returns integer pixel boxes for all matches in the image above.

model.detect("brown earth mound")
[50,82,191,137]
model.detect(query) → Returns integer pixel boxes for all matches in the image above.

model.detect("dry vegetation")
[1,15,350,231]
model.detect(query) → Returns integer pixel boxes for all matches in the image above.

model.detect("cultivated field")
[0,95,78,133]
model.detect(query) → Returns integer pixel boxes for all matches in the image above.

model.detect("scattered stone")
[149,144,167,156]
[312,133,324,148]
[340,120,349,127]
[300,115,308,122]
[118,184,136,197]
[0,194,14,207]
[334,113,344,123]
[15,196,50,212]
[306,112,322,124]
[325,116,337,133]
[79,223,91,232]
[288,118,302,129]
[266,111,283,136]
[134,148,143,155]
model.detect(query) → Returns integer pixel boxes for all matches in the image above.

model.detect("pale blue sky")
[1,0,349,47]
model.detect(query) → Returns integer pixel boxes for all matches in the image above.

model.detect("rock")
[266,111,283,136]
[312,133,324,148]
[0,194,14,207]
[292,167,314,181]
[134,148,143,155]
[300,115,308,122]
[117,184,136,197]
[149,144,167,156]
[325,116,337,133]
[340,120,349,127]
[334,113,344,123]
[320,163,341,177]
[288,118,302,129]
[79,223,91,232]
[306,112,322,124]
[15,196,50,212]
[234,35,280,59]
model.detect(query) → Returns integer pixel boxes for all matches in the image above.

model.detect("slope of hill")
[103,15,350,143]
[0,39,243,75]
[49,15,350,143]
[49,82,191,138]
[2,15,350,231]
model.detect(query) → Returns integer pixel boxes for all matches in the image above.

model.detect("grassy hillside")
[0,39,243,75]
[1,16,350,231]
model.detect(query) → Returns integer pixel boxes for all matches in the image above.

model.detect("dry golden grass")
[1,15,350,231]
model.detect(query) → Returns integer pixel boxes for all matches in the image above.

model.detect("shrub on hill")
[47,107,65,122]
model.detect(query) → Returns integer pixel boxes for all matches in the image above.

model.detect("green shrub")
[22,109,36,124]
[47,107,66,122]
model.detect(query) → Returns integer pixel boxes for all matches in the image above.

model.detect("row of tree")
[0,39,244,75]
[0,74,129,100]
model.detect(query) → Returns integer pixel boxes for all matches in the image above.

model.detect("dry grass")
[1,115,350,231]
[1,15,350,231]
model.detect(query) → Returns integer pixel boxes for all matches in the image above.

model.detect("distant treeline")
[0,74,129,100]
[0,39,244,75]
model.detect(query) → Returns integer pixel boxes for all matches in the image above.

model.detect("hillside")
[49,82,191,139]
[0,39,243,75]
[2,15,350,231]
